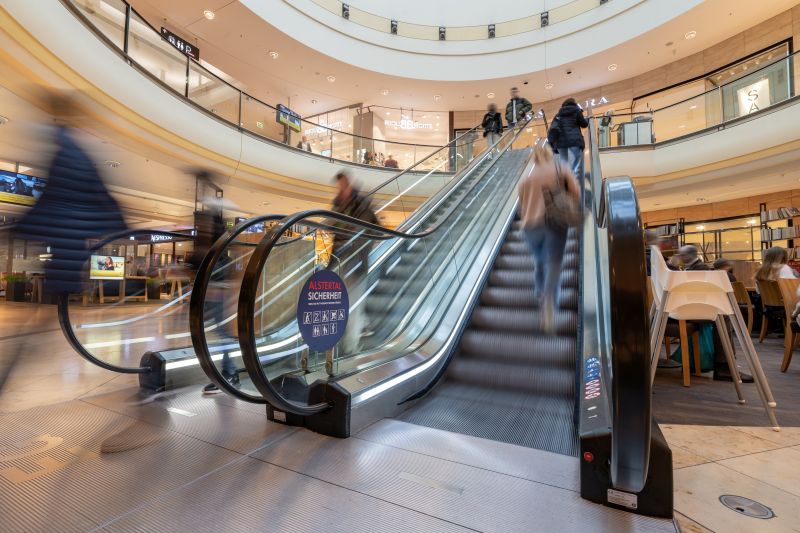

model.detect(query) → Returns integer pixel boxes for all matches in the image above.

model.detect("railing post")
[238,91,243,128]
[123,2,131,54]
[184,57,189,98]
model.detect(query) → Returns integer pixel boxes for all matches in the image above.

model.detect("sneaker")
[202,383,221,395]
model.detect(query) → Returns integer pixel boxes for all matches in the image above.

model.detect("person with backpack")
[518,144,581,333]
[548,98,589,179]
[482,103,503,152]
[505,87,533,127]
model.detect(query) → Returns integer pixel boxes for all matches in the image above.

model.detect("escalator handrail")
[589,118,652,494]
[236,116,537,415]
[55,229,197,374]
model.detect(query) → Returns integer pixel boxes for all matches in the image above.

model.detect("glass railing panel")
[720,55,793,121]
[65,231,197,371]
[651,90,720,143]
[240,95,286,143]
[187,63,241,125]
[127,10,188,95]
[72,0,127,50]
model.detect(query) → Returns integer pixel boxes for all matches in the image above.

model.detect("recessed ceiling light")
[487,92,495,98]
[381,89,389,96]
[0,115,8,125]
[433,95,441,101]
[679,124,686,129]
[203,9,215,20]
[607,64,618,71]
[386,111,391,115]
[696,225,705,230]
[268,50,279,59]
[689,105,697,110]
[104,160,121,168]
[544,82,554,90]
[685,30,696,39]
[326,75,336,82]
[311,99,317,104]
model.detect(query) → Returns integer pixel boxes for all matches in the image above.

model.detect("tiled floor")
[2,302,800,531]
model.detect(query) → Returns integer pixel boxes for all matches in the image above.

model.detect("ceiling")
[127,0,798,117]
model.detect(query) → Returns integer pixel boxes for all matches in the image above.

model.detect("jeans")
[524,225,568,322]
[559,146,585,179]
[486,132,500,150]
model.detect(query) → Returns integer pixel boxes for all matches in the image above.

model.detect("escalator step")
[479,286,578,309]
[459,329,576,368]
[488,269,578,289]
[446,357,574,396]
[470,307,578,335]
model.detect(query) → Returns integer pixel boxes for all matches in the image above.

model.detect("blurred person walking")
[505,87,532,127]
[482,103,503,153]
[383,154,399,168]
[297,135,312,152]
[518,144,580,333]
[329,171,378,353]
[548,98,589,179]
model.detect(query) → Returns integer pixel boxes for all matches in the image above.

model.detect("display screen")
[0,170,46,206]
[276,104,302,132]
[90,255,125,280]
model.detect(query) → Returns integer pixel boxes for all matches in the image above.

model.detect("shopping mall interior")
[1,0,800,531]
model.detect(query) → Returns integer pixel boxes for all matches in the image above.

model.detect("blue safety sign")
[297,270,349,351]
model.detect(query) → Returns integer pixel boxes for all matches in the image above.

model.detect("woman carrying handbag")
[518,143,582,332]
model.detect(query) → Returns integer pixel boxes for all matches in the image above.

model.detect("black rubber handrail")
[235,117,537,414]
[589,119,651,494]
[57,229,195,374]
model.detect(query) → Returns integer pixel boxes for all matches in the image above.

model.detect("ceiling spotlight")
[544,82,554,90]
[439,26,446,41]
[679,124,686,129]
[268,50,279,59]
[104,160,121,168]
[381,89,389,96]
[540,11,549,27]
[326,75,336,82]
[487,92,495,98]
[390,19,398,35]
[685,30,697,40]
[488,24,495,39]
[311,99,317,104]
[386,111,391,115]
[203,9,215,20]
[0,115,8,125]
[433,95,441,101]
[342,3,349,19]
[689,105,697,110]
[607,64,617,71]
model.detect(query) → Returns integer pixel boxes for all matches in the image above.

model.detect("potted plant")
[3,273,28,302]
[146,277,162,300]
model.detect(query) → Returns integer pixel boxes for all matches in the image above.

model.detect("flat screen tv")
[276,104,302,132]
[90,255,125,280]
[0,170,46,206]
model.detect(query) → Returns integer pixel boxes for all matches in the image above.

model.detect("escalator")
[194,115,673,518]
[397,223,580,456]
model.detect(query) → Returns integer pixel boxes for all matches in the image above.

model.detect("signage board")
[296,270,348,351]
[90,255,125,280]
[0,170,45,206]
[384,116,432,130]
[160,27,199,60]
[737,78,770,116]
[277,104,302,132]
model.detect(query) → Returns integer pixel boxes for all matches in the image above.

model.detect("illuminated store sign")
[737,79,770,115]
[582,96,610,109]
[305,121,343,135]
[151,234,173,242]
[160,28,199,60]
[385,116,433,130]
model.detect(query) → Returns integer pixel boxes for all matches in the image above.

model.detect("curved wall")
[264,0,698,80]
[0,0,435,210]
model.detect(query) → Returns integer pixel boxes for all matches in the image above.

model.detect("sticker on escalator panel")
[584,356,601,400]
[297,270,349,351]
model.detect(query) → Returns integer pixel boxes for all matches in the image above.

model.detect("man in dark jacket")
[330,171,378,353]
[548,98,589,179]
[505,87,532,127]
[482,103,503,152]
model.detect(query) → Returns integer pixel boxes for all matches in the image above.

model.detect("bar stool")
[649,246,780,430]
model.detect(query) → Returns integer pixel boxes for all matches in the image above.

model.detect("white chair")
[649,246,779,431]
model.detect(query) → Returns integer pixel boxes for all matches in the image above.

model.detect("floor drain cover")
[719,495,775,519]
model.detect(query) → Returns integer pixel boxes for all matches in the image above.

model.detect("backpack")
[547,116,563,148]
[543,161,583,229]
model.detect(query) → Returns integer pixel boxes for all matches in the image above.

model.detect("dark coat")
[481,112,502,136]
[505,97,532,124]
[548,102,589,150]
[13,126,127,295]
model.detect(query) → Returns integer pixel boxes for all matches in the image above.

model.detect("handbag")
[543,160,583,228]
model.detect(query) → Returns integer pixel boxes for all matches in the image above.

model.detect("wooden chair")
[756,279,785,343]
[731,281,753,335]
[776,278,800,372]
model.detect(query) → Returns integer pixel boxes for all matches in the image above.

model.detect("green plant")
[3,273,27,283]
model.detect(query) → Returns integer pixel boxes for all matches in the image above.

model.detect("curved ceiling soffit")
[255,0,701,81]
[0,6,338,204]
